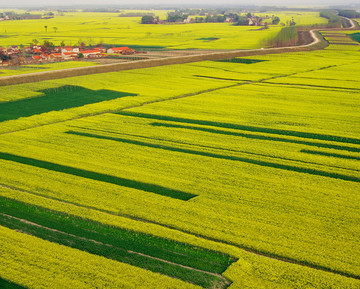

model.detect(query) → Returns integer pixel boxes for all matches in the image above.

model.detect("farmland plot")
[0,40,359,288]
[0,11,327,49]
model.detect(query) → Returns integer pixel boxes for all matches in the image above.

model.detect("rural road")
[0,18,357,87]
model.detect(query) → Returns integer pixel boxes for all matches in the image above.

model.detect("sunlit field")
[1,29,360,287]
[0,7,360,289]
[0,11,327,49]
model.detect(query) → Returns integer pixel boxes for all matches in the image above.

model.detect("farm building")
[79,50,103,58]
[107,47,135,54]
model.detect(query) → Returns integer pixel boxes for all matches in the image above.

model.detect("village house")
[62,52,78,60]
[107,47,135,54]
[94,47,107,53]
[184,16,194,23]
[7,46,20,55]
[1,42,139,66]
[32,55,42,62]
[61,46,80,54]
[79,49,103,58]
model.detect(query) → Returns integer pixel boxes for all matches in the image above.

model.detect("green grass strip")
[350,33,360,43]
[0,196,236,288]
[0,278,26,289]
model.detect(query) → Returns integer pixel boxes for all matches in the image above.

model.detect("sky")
[0,0,353,8]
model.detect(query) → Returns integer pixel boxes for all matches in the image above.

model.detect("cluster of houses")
[0,45,136,66]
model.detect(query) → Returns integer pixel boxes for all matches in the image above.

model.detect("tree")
[338,9,360,18]
[53,27,58,33]
[246,12,252,18]
[32,39,39,46]
[235,16,249,26]
[43,40,54,49]
[141,15,155,24]
[289,17,296,26]
[195,17,204,23]
[78,53,84,59]
[272,16,280,25]
[60,40,66,47]
[228,13,239,22]
[44,25,48,32]
[215,15,226,23]
[0,53,11,62]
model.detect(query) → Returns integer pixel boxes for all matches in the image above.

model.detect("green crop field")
[0,11,327,49]
[0,61,98,77]
[0,10,360,289]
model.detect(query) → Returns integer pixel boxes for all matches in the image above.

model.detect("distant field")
[0,31,359,289]
[0,11,327,49]
[0,61,98,77]
[257,11,328,26]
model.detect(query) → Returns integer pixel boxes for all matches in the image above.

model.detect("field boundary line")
[1,182,359,281]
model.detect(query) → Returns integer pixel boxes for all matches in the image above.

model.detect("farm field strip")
[0,62,98,78]
[1,11,326,49]
[65,129,360,183]
[0,179,359,284]
[0,225,203,289]
[1,173,359,288]
[66,124,360,173]
[1,108,358,280]
[0,196,235,288]
[1,51,356,136]
[0,39,359,288]
[0,151,196,201]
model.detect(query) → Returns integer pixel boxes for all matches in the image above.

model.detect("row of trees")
[141,16,159,24]
[142,12,282,26]
[338,10,360,19]
[320,11,342,28]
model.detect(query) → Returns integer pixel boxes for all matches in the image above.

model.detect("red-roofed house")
[62,52,78,60]
[94,47,107,53]
[107,47,134,54]
[41,54,51,61]
[61,47,80,54]
[32,55,42,61]
[79,50,102,58]
[51,53,63,61]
